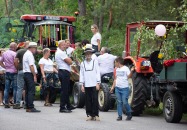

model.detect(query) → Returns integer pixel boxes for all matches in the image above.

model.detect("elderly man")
[0,42,18,108]
[13,41,29,109]
[98,47,117,81]
[55,40,74,113]
[23,42,40,112]
[65,39,74,57]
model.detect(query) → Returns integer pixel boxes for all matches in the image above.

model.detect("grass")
[144,103,187,121]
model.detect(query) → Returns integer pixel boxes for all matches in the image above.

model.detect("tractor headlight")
[141,60,151,70]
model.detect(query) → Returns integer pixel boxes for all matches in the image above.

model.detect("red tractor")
[123,21,187,123]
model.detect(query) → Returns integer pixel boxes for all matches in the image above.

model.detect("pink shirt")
[1,49,17,73]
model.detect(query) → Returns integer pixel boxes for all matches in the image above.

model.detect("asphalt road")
[0,101,187,130]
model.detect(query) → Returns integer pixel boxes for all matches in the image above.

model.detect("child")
[79,47,101,121]
[110,57,134,121]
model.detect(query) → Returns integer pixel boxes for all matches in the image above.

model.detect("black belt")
[59,69,69,73]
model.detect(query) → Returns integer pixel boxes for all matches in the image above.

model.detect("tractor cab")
[20,14,76,51]
[124,21,187,74]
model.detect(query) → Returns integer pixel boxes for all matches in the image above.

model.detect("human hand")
[96,83,100,90]
[81,85,85,93]
[34,75,37,83]
[110,87,114,93]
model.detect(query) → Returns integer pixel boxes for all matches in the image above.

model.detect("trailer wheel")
[123,72,148,116]
[73,82,85,108]
[98,83,111,112]
[163,91,183,123]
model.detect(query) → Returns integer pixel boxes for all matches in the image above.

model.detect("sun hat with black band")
[83,44,95,54]
[28,42,37,48]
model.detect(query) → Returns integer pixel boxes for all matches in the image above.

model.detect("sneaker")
[59,109,72,113]
[126,115,132,121]
[13,104,21,109]
[0,103,4,106]
[86,116,93,121]
[4,104,10,108]
[26,108,41,113]
[95,116,100,121]
[117,116,122,121]
[67,105,76,110]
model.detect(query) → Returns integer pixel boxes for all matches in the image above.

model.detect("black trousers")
[85,87,99,117]
[58,69,70,110]
[24,73,35,109]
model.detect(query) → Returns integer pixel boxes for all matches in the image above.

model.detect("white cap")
[28,42,37,48]
[84,44,94,50]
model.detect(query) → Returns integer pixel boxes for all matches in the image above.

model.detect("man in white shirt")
[65,39,74,57]
[55,40,74,113]
[98,47,117,81]
[80,48,101,121]
[23,42,40,112]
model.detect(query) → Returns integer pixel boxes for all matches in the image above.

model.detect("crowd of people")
[0,24,133,121]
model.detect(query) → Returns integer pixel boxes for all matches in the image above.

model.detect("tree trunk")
[99,0,105,33]
[93,0,98,25]
[107,6,113,31]
[29,0,34,14]
[78,0,86,16]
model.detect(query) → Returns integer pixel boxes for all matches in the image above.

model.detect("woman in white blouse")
[91,24,101,52]
[39,48,58,106]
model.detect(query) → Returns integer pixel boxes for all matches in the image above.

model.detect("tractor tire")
[98,83,111,112]
[73,82,85,108]
[123,72,148,116]
[163,91,183,123]
[109,97,116,110]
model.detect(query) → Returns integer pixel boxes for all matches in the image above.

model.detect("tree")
[78,0,86,16]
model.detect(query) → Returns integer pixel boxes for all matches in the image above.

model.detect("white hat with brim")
[83,48,94,54]
[28,42,37,48]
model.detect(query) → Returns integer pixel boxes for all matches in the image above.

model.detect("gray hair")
[43,48,50,55]
[101,47,108,53]
[58,40,65,47]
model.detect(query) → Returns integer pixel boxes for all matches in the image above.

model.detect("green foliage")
[0,0,184,57]
[131,23,186,60]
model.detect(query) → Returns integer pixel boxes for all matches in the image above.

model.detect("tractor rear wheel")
[73,82,85,108]
[98,83,111,112]
[123,72,148,116]
[163,91,183,123]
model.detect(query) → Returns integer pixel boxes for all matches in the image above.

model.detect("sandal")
[44,103,53,107]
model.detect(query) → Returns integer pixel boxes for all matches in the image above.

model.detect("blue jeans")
[4,72,17,104]
[115,87,131,117]
[16,70,25,104]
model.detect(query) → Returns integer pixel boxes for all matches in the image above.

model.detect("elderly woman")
[39,48,58,106]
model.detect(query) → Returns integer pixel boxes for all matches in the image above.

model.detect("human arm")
[14,58,19,70]
[79,63,85,92]
[0,55,5,68]
[30,65,37,83]
[127,66,135,78]
[53,67,58,73]
[95,60,101,90]
[97,39,101,51]
[64,58,73,65]
[39,64,46,83]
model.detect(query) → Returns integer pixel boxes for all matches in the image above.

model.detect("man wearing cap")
[13,41,29,109]
[55,40,74,113]
[23,42,40,112]
[79,47,101,121]
[0,42,18,108]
